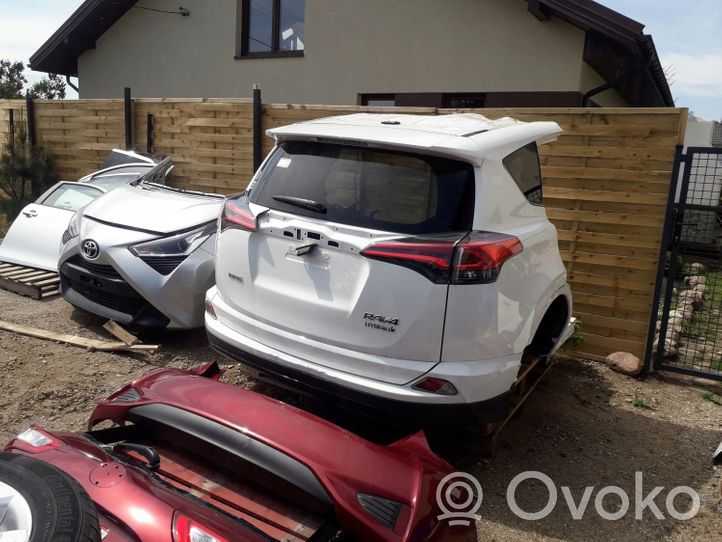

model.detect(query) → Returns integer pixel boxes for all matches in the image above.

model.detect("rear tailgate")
[217,141,475,384]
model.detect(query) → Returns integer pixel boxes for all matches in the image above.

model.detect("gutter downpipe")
[581,55,652,107]
[65,76,79,93]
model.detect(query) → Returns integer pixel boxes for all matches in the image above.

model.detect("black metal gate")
[649,146,722,380]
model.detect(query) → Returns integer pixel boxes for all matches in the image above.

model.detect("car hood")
[83,185,223,234]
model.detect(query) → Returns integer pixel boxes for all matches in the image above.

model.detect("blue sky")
[0,0,720,119]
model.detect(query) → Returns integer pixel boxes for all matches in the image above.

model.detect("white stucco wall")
[684,112,716,149]
[77,0,588,103]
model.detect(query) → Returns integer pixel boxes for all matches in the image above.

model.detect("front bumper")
[61,255,171,327]
[59,227,215,329]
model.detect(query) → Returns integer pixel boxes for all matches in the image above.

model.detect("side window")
[40,184,104,211]
[503,142,543,205]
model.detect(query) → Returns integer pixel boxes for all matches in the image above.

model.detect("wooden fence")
[0,98,688,361]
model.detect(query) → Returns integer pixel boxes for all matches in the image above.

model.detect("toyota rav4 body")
[206,113,574,423]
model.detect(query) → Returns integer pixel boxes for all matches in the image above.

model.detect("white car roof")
[267,113,562,165]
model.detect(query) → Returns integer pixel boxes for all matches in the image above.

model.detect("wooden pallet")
[0,262,60,299]
[428,353,557,457]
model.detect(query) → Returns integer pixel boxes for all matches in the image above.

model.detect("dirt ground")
[0,288,721,541]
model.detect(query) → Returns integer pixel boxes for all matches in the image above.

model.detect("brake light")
[452,232,523,284]
[16,426,61,453]
[221,196,256,232]
[360,232,522,284]
[173,513,229,542]
[360,240,455,284]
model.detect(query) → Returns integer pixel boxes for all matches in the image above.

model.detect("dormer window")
[238,0,305,58]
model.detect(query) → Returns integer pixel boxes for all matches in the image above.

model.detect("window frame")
[236,0,305,59]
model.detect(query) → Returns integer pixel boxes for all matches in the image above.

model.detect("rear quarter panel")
[442,159,567,363]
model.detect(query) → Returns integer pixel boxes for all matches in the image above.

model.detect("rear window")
[249,141,475,234]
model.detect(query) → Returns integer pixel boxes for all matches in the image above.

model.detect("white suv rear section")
[206,114,574,422]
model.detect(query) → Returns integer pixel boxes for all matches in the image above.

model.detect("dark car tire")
[0,452,101,542]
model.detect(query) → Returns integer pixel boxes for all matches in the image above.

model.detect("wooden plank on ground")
[103,320,140,346]
[0,320,158,352]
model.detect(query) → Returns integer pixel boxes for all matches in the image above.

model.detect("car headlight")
[129,222,216,257]
[62,212,82,244]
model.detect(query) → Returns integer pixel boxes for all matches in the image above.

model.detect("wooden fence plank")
[0,100,686,362]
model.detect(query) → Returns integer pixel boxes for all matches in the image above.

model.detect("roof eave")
[29,0,136,76]
[534,0,674,107]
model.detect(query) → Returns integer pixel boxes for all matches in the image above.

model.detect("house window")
[503,142,543,205]
[239,0,305,57]
[442,94,486,108]
[360,94,396,107]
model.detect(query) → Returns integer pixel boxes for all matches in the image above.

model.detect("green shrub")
[0,124,56,221]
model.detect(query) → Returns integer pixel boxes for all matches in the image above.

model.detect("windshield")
[250,141,475,234]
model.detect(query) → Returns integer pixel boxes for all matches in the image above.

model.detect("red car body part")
[5,363,476,542]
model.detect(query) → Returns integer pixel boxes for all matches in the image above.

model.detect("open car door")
[0,182,106,272]
[132,156,174,186]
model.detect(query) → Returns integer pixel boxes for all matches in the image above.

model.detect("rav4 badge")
[363,312,399,333]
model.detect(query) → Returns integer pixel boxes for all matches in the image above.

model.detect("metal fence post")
[8,108,14,146]
[643,144,684,373]
[124,87,133,150]
[253,84,262,173]
[146,113,154,154]
[25,96,36,148]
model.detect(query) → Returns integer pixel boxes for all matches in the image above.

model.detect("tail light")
[361,240,455,284]
[220,195,256,232]
[15,426,61,453]
[361,232,522,284]
[173,513,229,542]
[452,232,523,284]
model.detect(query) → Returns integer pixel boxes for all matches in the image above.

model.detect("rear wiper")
[272,195,327,214]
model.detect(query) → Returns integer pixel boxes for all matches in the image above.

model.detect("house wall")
[578,62,629,107]
[684,112,716,149]
[77,0,588,103]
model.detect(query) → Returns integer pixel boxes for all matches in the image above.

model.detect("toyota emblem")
[81,239,100,260]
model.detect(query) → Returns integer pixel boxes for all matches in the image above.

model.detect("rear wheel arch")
[525,294,570,357]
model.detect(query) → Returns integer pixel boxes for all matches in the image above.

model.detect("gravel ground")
[0,288,721,541]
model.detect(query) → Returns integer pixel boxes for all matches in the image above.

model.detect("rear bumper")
[205,284,517,424]
[206,329,510,425]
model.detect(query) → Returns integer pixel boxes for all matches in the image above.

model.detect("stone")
[678,289,701,302]
[690,263,706,274]
[657,318,683,332]
[686,275,707,288]
[676,291,702,311]
[605,351,643,376]
[653,336,679,357]
[670,305,694,320]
